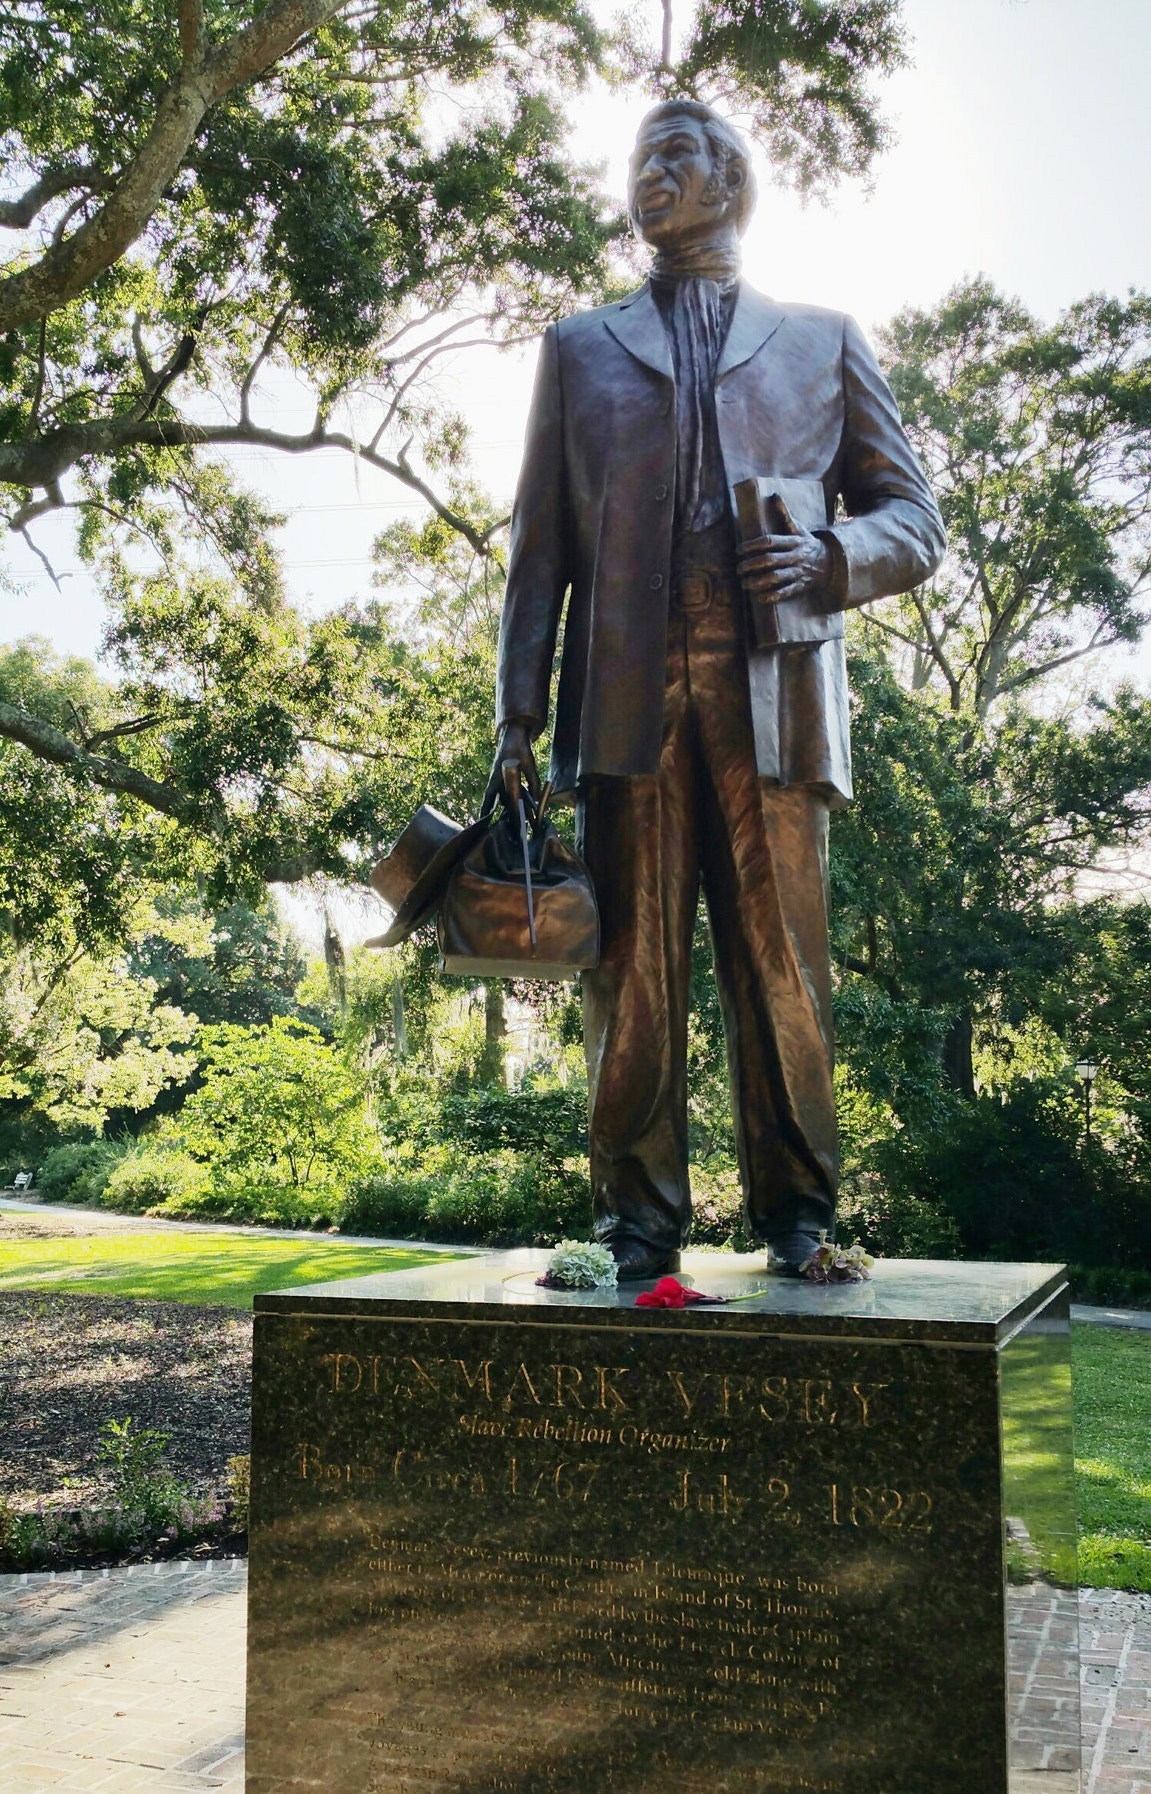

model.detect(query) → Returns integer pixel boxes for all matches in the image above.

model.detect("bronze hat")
[365,804,489,950]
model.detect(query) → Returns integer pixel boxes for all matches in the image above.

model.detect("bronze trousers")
[577,534,839,1252]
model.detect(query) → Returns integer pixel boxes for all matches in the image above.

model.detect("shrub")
[36,1140,125,1205]
[226,1455,250,1532]
[174,1018,376,1191]
[435,1085,587,1168]
[344,1149,591,1246]
[97,1417,184,1527]
[101,1148,210,1215]
[837,1170,963,1259]
[871,1082,1151,1269]
[1069,1264,1151,1309]
[0,1416,252,1572]
[152,1176,345,1229]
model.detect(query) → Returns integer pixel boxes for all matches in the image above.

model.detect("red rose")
[635,1277,724,1308]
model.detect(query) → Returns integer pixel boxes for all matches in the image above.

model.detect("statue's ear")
[726,159,746,197]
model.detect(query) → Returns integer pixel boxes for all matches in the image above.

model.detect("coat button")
[655,484,668,501]
[649,574,664,591]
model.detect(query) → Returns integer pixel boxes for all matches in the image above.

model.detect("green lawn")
[1073,1323,1151,1591]
[0,1231,454,1307]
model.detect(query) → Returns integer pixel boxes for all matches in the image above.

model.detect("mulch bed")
[0,1290,253,1509]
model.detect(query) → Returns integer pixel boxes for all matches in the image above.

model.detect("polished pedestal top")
[255,1249,1067,1343]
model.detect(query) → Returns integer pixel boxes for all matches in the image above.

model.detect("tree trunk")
[478,982,507,1088]
[322,912,346,1014]
[391,978,409,1060]
[942,1011,976,1098]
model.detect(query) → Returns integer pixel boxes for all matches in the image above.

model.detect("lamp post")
[1075,1058,1098,1147]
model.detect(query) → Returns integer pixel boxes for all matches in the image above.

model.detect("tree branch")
[0,412,497,556]
[909,585,962,710]
[0,167,113,231]
[0,700,196,817]
[0,700,324,885]
[0,0,349,333]
[136,329,200,419]
[27,318,47,433]
[83,713,169,752]
[996,629,1123,695]
[239,304,290,423]
[17,526,64,590]
[178,0,205,64]
[8,479,65,536]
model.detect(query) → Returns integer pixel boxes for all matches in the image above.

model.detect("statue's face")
[628,114,740,249]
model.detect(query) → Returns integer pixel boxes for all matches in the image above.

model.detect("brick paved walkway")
[0,1563,1147,1790]
[1010,1580,1083,1786]
[0,1560,245,1791]
[1079,1586,1151,1794]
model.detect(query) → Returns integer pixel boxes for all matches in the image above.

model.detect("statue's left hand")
[737,528,832,605]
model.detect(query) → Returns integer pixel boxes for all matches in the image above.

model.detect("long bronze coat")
[496,281,946,803]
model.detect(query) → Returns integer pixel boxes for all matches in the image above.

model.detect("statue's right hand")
[484,720,541,812]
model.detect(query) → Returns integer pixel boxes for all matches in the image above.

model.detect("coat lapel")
[717,283,786,377]
[603,285,673,381]
[603,279,785,381]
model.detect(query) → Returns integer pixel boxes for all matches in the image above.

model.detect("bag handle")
[480,769,551,828]
[502,761,537,946]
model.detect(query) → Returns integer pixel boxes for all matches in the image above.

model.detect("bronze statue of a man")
[490,100,945,1279]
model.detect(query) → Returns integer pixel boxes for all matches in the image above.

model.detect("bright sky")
[5,0,1151,668]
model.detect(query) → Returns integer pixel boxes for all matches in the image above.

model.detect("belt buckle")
[679,570,712,612]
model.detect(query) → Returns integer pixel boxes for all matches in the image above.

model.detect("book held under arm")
[731,474,843,649]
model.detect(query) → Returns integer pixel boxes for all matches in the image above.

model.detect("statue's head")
[628,100,756,252]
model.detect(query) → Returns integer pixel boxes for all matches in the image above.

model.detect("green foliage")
[126,896,314,1042]
[869,1081,1151,1269]
[0,641,167,955]
[674,0,907,193]
[0,1413,239,1571]
[101,1146,210,1215]
[878,278,1151,717]
[823,278,1151,1133]
[226,1455,251,1534]
[150,1174,348,1229]
[343,1151,590,1246]
[0,1487,227,1573]
[433,1085,587,1170]
[1070,1266,1151,1310]
[335,1074,590,1244]
[686,1163,746,1247]
[687,910,736,1164]
[0,941,196,1131]
[35,1139,125,1204]
[170,1016,377,1196]
[836,1172,962,1261]
[97,1417,182,1528]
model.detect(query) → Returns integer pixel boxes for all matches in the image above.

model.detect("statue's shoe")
[608,1239,681,1283]
[763,1229,824,1277]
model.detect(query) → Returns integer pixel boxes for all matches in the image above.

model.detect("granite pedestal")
[246,1254,1081,1794]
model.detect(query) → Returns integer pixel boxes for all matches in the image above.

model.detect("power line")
[12,556,390,582]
